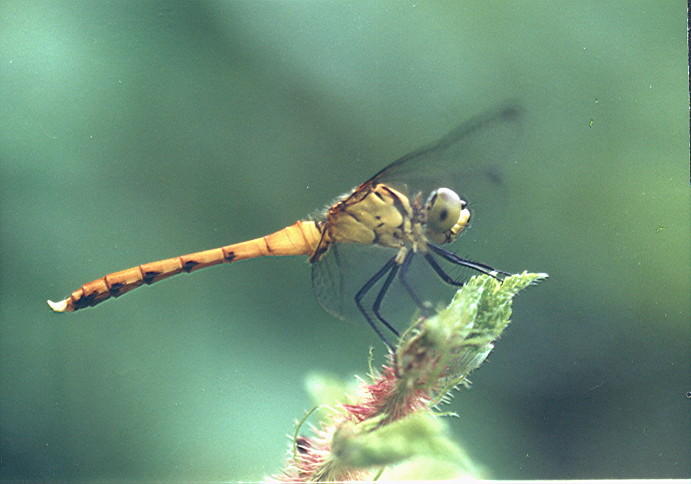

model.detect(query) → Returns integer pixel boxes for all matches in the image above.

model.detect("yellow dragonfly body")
[49,105,520,345]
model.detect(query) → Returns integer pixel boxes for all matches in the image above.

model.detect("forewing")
[311,104,524,327]
[370,104,523,240]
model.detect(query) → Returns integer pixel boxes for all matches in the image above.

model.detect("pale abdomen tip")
[47,299,70,312]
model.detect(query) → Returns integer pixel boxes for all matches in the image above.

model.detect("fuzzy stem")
[276,271,547,482]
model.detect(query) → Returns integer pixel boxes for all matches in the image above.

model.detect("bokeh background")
[1,1,688,481]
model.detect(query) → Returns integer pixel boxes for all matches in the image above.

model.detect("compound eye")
[426,188,464,233]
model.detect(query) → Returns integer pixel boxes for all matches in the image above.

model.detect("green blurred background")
[1,1,688,481]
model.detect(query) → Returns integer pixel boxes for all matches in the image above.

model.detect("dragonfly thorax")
[323,183,415,250]
[320,182,469,258]
[423,187,470,245]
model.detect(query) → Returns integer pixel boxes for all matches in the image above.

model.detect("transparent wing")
[311,104,524,326]
[311,243,397,322]
[311,242,478,328]
[371,104,523,243]
[369,104,523,198]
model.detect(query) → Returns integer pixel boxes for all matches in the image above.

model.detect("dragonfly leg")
[355,255,400,349]
[427,244,509,280]
[397,250,433,314]
[423,252,464,286]
[371,262,401,338]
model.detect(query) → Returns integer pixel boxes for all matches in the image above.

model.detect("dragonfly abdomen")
[47,220,322,313]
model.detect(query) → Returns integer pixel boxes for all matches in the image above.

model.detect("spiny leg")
[397,250,432,314]
[371,260,402,338]
[355,256,399,349]
[427,244,509,280]
[423,252,465,286]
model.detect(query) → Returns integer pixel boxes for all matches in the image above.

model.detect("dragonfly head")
[424,188,470,245]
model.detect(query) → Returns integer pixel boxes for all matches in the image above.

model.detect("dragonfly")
[48,104,522,348]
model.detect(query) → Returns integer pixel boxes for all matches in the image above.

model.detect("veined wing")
[312,104,524,323]
[312,232,485,326]
[369,104,523,201]
[312,243,397,322]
